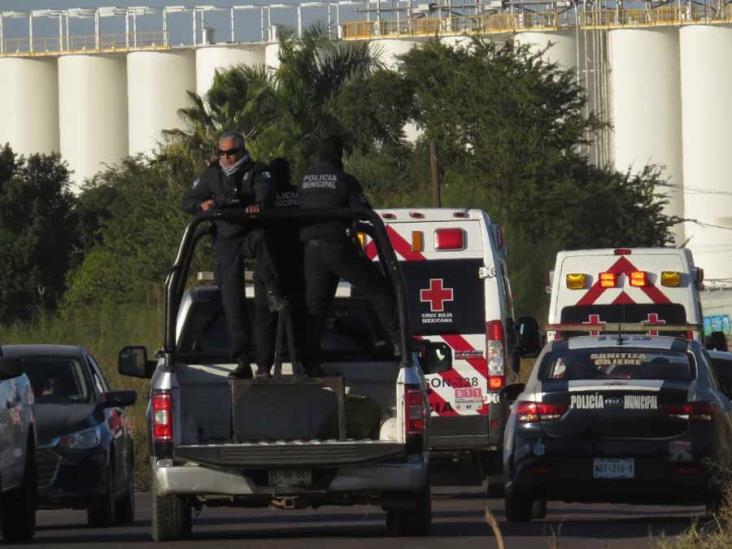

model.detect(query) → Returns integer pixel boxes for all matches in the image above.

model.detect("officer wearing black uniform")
[299,136,400,372]
[181,131,279,379]
[252,158,307,375]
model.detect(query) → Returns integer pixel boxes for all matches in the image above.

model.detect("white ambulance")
[367,208,540,477]
[548,248,704,340]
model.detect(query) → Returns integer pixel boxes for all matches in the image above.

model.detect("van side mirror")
[517,316,542,358]
[118,346,155,379]
[0,357,22,381]
[418,341,452,374]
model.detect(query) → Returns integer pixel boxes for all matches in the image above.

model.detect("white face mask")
[220,154,250,176]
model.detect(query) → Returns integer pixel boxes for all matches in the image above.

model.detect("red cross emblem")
[420,278,454,312]
[644,313,666,336]
[582,314,606,336]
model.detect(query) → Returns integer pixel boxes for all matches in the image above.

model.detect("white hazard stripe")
[567,380,664,392]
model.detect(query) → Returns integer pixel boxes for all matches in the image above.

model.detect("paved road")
[14,488,701,548]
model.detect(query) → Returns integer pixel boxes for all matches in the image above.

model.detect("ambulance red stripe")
[385,226,427,262]
[576,256,672,306]
[441,334,489,377]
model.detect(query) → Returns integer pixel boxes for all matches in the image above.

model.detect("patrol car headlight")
[565,273,587,290]
[59,426,102,450]
[661,271,681,287]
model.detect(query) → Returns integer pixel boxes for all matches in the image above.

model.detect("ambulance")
[547,248,704,340]
[367,208,540,477]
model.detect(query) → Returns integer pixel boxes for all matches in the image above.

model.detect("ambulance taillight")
[486,320,505,390]
[434,228,465,250]
[629,271,648,287]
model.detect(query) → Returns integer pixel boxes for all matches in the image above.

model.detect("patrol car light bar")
[547,322,702,334]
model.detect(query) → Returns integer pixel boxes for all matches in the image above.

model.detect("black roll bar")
[163,208,409,367]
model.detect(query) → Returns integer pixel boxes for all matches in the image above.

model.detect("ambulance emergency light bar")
[565,271,683,290]
[547,322,701,335]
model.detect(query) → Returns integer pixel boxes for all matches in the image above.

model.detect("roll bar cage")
[163,208,408,366]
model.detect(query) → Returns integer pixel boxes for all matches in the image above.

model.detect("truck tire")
[504,490,532,522]
[151,476,191,541]
[1,446,37,542]
[115,451,136,525]
[385,484,432,536]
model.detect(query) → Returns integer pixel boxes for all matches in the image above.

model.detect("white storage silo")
[58,54,128,190]
[195,45,266,97]
[369,39,419,71]
[609,28,684,243]
[680,25,732,280]
[127,50,196,156]
[513,31,579,69]
[0,58,59,156]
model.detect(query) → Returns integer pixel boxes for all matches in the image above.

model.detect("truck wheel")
[151,476,191,541]
[385,484,432,536]
[87,465,116,527]
[1,449,37,542]
[115,452,136,525]
[505,490,532,522]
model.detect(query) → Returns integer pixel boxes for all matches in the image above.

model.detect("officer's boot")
[229,356,253,379]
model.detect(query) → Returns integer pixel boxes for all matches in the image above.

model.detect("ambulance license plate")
[593,458,634,479]
[268,469,312,487]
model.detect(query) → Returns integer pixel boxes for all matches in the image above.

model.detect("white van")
[548,247,704,340]
[369,208,539,477]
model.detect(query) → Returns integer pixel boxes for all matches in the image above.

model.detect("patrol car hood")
[35,403,99,445]
[539,379,690,439]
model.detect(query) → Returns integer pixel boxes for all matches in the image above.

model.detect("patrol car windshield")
[540,349,694,381]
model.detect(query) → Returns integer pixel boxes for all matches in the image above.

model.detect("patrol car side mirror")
[118,346,155,379]
[420,341,452,374]
[0,357,22,380]
[517,316,542,358]
[500,383,525,403]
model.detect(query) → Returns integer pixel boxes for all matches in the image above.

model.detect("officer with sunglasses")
[182,131,282,379]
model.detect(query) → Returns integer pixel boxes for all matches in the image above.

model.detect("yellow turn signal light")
[661,271,682,287]
[356,232,367,247]
[412,231,424,253]
[566,273,588,290]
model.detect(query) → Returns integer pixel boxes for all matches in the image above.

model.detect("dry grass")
[654,489,732,549]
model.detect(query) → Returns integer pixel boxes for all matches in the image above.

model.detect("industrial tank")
[0,58,59,155]
[369,38,418,71]
[609,28,684,243]
[127,50,196,156]
[58,54,128,190]
[513,31,579,69]
[195,45,266,96]
[265,42,281,74]
[680,25,732,280]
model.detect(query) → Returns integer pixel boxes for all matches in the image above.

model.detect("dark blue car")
[1,345,136,527]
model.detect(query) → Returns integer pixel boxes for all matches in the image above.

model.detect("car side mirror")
[0,357,22,380]
[419,341,452,374]
[118,346,155,379]
[102,390,137,408]
[517,316,542,358]
[499,383,525,403]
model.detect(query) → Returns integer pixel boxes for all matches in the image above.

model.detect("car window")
[540,348,693,381]
[20,356,91,404]
[697,351,720,391]
[86,355,110,393]
[710,354,732,396]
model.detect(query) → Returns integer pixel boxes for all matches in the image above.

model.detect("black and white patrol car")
[502,333,732,521]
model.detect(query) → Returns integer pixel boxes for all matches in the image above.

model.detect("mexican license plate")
[593,458,634,479]
[268,469,312,487]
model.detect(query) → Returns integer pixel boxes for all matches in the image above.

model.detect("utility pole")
[430,140,442,207]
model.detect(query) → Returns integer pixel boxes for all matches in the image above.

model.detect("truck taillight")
[434,228,465,250]
[486,320,505,390]
[152,391,173,441]
[517,401,568,423]
[405,384,426,436]
[662,401,716,422]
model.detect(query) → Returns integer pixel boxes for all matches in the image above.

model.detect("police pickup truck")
[118,208,451,541]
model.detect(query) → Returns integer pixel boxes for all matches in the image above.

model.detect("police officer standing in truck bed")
[181,131,282,379]
[298,135,400,373]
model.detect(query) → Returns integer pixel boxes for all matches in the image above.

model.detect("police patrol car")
[548,248,704,340]
[502,327,732,521]
[366,209,540,479]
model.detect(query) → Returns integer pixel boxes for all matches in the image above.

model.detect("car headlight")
[59,426,102,450]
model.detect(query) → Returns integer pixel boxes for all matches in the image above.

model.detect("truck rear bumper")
[155,459,427,496]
